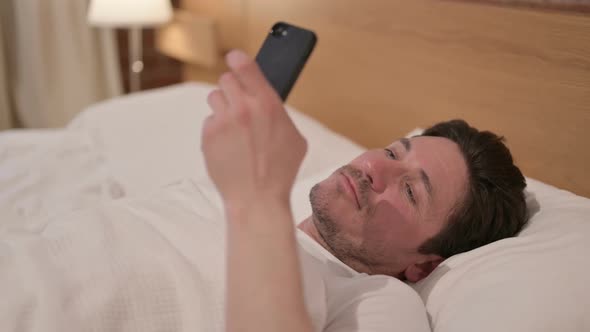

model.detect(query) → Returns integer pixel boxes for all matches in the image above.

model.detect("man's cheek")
[370,201,418,244]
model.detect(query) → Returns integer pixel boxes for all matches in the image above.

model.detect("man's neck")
[297,217,331,251]
[297,217,362,269]
[297,217,401,277]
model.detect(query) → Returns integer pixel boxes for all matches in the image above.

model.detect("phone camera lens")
[271,23,288,37]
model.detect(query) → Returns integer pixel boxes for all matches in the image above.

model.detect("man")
[0,51,527,332]
[202,50,528,332]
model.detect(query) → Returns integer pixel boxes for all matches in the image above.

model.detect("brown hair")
[418,119,528,258]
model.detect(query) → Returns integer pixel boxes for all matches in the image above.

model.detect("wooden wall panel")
[181,0,246,50]
[182,0,590,197]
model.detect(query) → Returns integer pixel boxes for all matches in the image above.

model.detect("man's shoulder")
[324,275,430,332]
[329,274,422,304]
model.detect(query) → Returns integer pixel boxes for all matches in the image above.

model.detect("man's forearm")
[201,49,311,332]
[225,196,314,332]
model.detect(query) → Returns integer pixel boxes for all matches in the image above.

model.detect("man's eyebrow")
[399,138,433,201]
[400,138,411,152]
[420,169,433,200]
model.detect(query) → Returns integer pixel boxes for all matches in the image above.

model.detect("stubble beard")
[309,165,373,270]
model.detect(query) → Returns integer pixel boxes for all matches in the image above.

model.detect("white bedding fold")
[0,179,225,332]
[0,129,125,230]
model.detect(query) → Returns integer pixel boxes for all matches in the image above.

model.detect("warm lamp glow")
[88,0,172,27]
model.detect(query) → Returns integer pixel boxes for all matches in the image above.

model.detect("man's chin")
[310,178,356,234]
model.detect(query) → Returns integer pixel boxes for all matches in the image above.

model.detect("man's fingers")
[225,49,274,96]
[207,89,228,112]
[218,72,246,108]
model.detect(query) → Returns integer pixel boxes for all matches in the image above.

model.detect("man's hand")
[201,49,307,209]
[204,50,314,332]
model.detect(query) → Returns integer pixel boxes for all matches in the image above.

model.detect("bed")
[2,0,590,330]
[1,81,589,331]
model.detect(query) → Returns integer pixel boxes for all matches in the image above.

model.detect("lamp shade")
[88,0,173,27]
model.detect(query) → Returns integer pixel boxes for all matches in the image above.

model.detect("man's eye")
[385,148,397,160]
[406,183,417,205]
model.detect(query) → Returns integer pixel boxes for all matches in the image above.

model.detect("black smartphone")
[255,22,317,101]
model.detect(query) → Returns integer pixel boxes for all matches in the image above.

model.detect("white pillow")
[406,128,590,331]
[412,179,590,332]
[69,82,364,195]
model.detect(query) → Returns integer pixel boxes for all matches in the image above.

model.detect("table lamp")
[88,0,173,92]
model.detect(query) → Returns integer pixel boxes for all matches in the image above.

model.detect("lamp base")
[129,27,143,92]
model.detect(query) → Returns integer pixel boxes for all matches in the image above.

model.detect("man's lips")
[340,171,361,210]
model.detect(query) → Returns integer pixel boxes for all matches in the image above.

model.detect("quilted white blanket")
[0,178,227,332]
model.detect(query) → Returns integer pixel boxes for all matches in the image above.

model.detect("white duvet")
[0,179,226,332]
[0,129,125,229]
[0,83,366,332]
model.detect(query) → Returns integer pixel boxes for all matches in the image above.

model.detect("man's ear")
[403,255,444,283]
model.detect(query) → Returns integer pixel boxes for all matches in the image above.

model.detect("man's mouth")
[340,171,361,210]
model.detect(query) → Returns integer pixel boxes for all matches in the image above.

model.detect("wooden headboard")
[181,0,590,197]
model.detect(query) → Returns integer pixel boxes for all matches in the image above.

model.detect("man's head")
[302,119,527,282]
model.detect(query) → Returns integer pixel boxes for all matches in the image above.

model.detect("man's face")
[309,136,468,279]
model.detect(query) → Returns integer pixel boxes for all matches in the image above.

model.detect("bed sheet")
[1,82,588,332]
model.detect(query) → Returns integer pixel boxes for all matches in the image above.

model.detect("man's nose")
[363,155,406,194]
